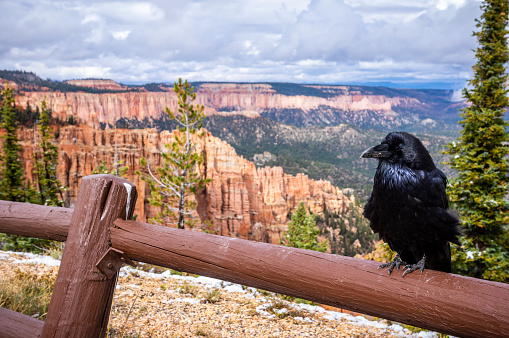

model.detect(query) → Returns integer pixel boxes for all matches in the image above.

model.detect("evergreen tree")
[0,83,48,253]
[0,82,28,202]
[137,79,210,230]
[281,202,328,252]
[444,0,509,282]
[33,99,66,206]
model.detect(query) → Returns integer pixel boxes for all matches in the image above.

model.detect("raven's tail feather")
[425,243,452,273]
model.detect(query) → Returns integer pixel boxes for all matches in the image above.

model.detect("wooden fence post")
[41,175,137,338]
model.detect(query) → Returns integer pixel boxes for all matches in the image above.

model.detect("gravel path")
[0,252,436,337]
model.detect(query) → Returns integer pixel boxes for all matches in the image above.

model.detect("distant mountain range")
[1,70,466,198]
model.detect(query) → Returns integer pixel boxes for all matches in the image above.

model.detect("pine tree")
[443,0,509,282]
[0,83,48,253]
[0,82,28,202]
[137,79,210,230]
[33,99,66,206]
[281,202,328,252]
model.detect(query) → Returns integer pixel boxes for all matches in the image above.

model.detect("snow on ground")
[0,251,440,338]
[0,250,61,266]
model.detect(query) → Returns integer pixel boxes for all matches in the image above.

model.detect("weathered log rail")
[0,174,508,338]
[0,200,71,242]
[111,219,509,338]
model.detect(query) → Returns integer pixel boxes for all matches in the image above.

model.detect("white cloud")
[450,88,465,102]
[84,28,104,44]
[81,2,164,23]
[82,13,101,24]
[436,0,468,10]
[112,31,131,40]
[0,0,482,86]
[8,46,56,59]
[14,61,112,80]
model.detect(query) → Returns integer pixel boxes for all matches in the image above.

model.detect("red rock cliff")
[13,83,419,128]
[18,125,354,245]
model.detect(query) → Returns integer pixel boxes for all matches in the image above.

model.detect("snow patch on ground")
[0,251,61,266]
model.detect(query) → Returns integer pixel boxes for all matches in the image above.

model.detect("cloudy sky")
[0,0,482,88]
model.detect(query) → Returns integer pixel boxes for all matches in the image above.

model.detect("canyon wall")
[65,79,130,91]
[12,82,420,129]
[18,125,354,245]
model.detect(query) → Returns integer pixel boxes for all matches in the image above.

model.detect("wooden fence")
[0,174,508,338]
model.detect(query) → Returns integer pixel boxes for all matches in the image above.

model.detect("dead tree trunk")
[41,175,137,338]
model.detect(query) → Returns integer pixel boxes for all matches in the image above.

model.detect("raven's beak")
[360,143,391,159]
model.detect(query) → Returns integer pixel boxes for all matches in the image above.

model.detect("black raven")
[361,132,461,277]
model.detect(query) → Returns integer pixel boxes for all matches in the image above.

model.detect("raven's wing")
[363,195,374,220]
[429,168,449,210]
[406,167,461,246]
[363,193,381,233]
[407,167,449,210]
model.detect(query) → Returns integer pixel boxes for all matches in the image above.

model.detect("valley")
[0,70,465,255]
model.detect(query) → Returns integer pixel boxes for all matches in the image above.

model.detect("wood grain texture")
[0,307,43,338]
[0,200,72,242]
[111,219,509,338]
[41,175,137,338]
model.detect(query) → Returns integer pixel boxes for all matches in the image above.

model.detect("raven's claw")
[402,254,426,277]
[378,254,405,275]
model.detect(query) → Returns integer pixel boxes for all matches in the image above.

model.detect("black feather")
[361,132,461,274]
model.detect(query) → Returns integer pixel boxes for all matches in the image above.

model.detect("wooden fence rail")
[0,174,508,338]
[0,200,71,242]
[110,219,509,338]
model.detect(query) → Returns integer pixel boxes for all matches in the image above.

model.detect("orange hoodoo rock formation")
[18,125,354,245]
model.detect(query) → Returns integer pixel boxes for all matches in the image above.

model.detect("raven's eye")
[394,145,402,151]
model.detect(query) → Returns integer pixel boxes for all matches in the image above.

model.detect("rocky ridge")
[65,79,130,91]
[5,79,462,130]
